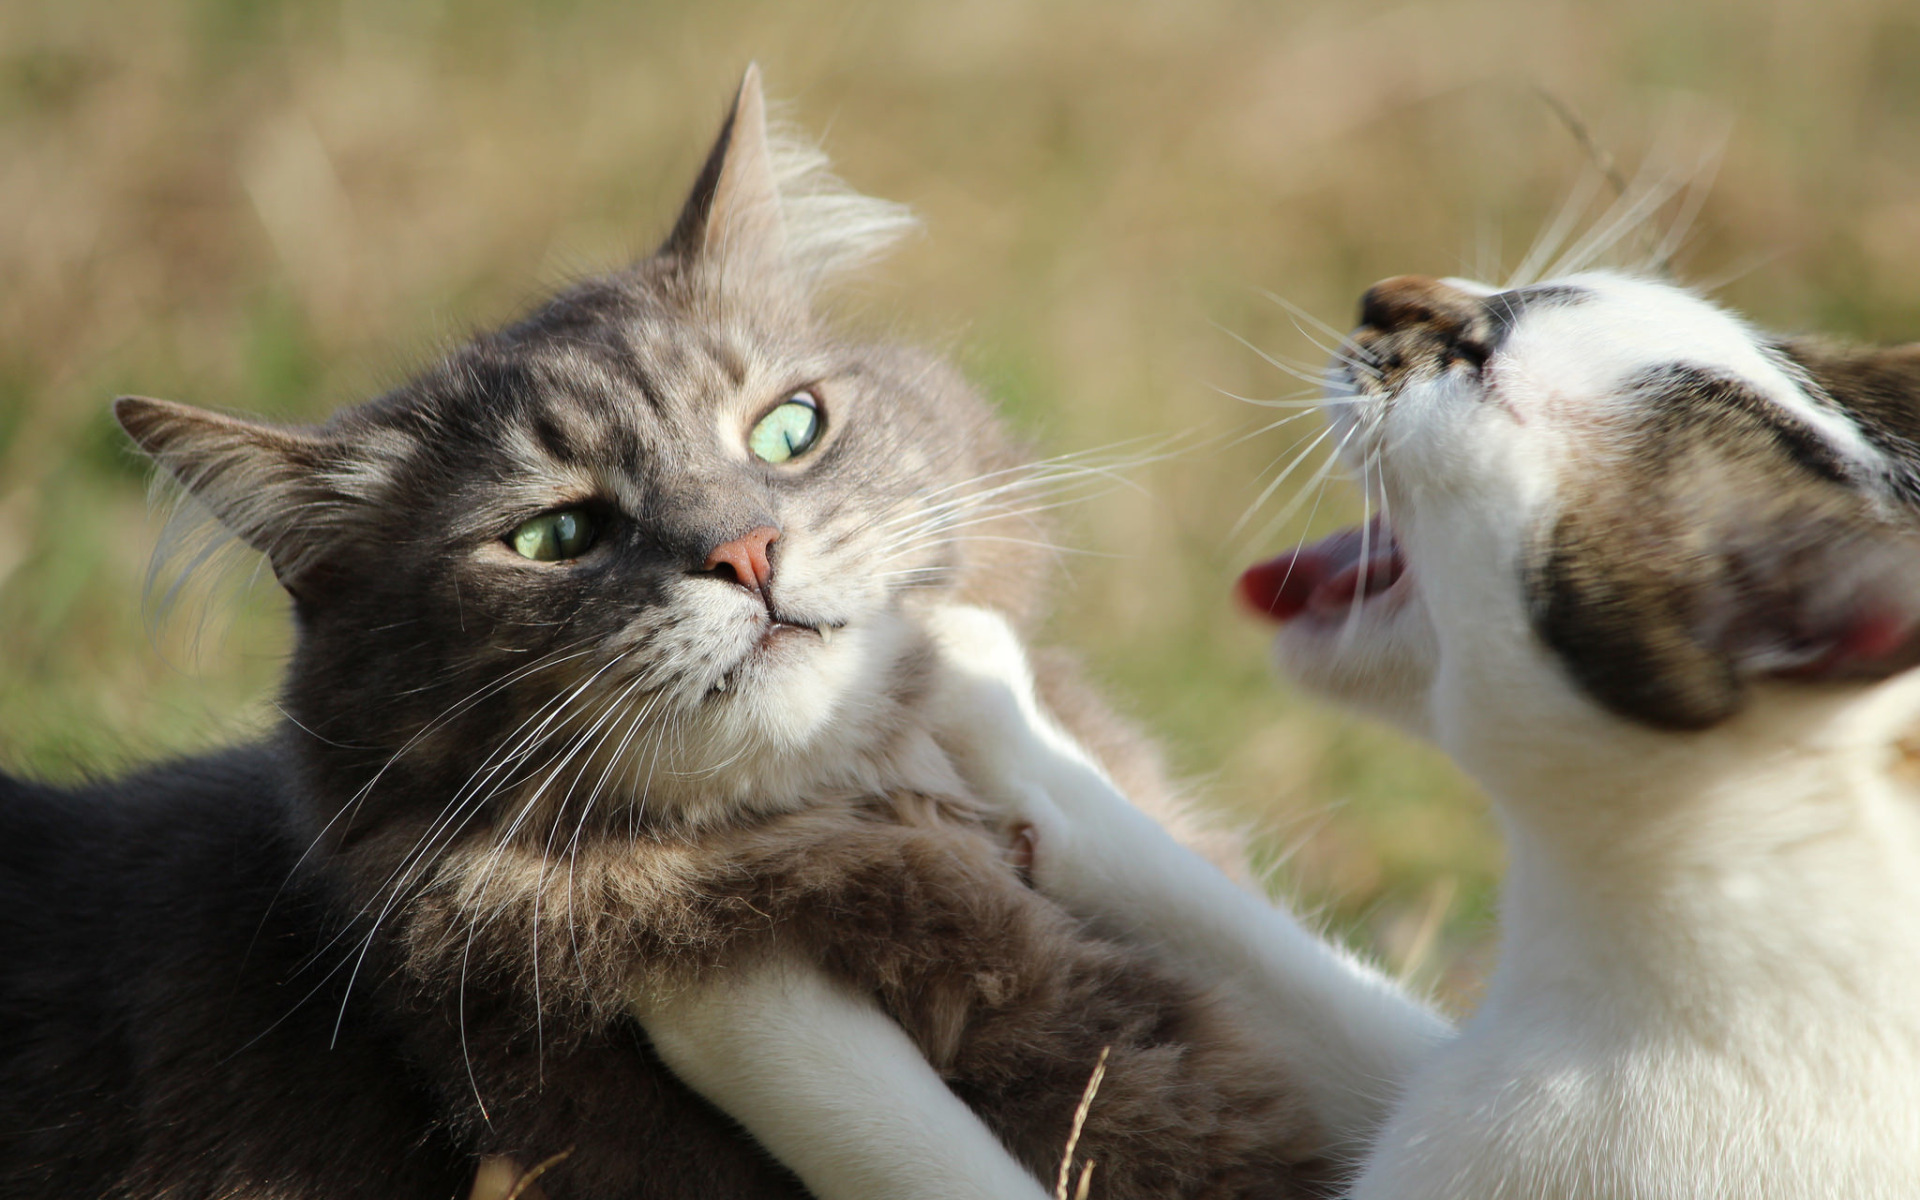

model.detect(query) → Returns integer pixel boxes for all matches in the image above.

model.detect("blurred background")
[6,0,1920,1009]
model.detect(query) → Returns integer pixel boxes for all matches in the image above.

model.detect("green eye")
[748,393,823,464]
[509,509,595,562]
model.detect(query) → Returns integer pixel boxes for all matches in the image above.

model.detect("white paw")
[921,605,1044,761]
[922,604,1038,699]
[921,605,1074,861]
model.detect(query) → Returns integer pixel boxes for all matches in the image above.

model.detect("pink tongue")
[1237,517,1404,624]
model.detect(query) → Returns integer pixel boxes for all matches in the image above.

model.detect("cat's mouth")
[1236,516,1408,624]
[708,612,847,694]
[761,617,841,647]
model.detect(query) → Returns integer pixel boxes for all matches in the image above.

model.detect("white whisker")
[1229,421,1341,541]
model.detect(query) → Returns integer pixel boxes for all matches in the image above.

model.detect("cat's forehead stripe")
[1508,273,1887,477]
[1626,364,1856,485]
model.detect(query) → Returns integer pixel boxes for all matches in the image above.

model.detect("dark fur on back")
[0,73,1327,1199]
[0,750,474,1198]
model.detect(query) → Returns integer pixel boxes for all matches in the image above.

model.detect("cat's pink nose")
[704,526,779,592]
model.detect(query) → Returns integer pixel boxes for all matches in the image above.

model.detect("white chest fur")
[1353,673,1920,1199]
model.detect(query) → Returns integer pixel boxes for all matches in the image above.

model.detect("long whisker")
[288,639,605,877]
[1546,151,1693,280]
[1243,422,1363,552]
[1508,169,1606,288]
[1215,407,1327,452]
[1228,421,1341,541]
[1243,429,1357,612]
[330,652,638,1044]
[1339,450,1378,646]
[1211,383,1337,411]
[1254,288,1363,347]
[468,666,652,1077]
[233,654,611,1065]
[1218,321,1377,390]
[1642,139,1725,278]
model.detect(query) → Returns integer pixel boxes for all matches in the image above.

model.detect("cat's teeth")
[714,675,728,692]
[818,625,834,646]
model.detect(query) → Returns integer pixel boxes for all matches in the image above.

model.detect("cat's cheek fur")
[1270,584,1438,737]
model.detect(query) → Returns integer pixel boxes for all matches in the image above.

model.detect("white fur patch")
[636,948,1051,1200]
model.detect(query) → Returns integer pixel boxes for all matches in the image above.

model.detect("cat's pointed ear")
[661,64,788,274]
[115,396,349,599]
[659,65,915,288]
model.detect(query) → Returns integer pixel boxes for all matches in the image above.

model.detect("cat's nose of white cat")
[703,525,780,594]
[1359,274,1477,338]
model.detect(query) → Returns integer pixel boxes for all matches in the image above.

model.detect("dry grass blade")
[466,1148,573,1200]
[502,1147,573,1200]
[1533,87,1630,200]
[1055,1045,1111,1200]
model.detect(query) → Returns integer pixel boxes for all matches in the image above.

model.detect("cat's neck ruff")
[1481,668,1920,1028]
[1398,672,1920,1199]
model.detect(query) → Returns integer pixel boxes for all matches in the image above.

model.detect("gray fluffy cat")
[0,69,1334,1200]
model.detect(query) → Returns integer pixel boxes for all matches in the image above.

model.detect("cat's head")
[1242,269,1920,776]
[117,68,1043,830]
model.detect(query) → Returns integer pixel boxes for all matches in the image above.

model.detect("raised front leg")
[923,604,1452,1156]
[633,950,1052,1200]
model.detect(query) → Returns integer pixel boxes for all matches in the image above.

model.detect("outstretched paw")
[923,604,1079,883]
[923,604,1039,694]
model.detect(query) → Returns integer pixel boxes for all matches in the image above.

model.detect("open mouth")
[761,617,839,647]
[1237,515,1406,624]
[710,615,845,694]
[756,618,833,645]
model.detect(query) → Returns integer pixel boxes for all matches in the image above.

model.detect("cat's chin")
[1239,520,1438,737]
[631,612,938,819]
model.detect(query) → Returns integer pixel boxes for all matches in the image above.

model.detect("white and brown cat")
[926,268,1920,1198]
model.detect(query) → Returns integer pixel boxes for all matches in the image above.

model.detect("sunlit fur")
[1276,268,1920,1198]
[1,71,1334,1200]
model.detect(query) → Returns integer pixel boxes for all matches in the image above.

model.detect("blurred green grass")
[6,0,1920,1008]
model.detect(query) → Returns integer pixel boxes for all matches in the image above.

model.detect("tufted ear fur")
[114,396,359,601]
[659,64,916,291]
[662,64,788,275]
